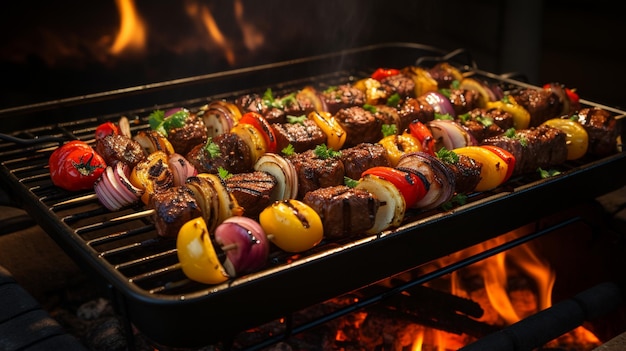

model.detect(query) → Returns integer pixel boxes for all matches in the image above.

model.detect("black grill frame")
[1,42,625,348]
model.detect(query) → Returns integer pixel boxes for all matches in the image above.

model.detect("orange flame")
[185,1,235,66]
[110,0,146,55]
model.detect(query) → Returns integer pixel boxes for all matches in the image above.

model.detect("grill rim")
[1,42,625,348]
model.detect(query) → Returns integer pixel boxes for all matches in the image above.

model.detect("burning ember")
[235,223,605,351]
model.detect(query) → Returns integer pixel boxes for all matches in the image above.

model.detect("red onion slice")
[422,91,456,117]
[428,120,477,151]
[397,152,455,210]
[215,216,269,276]
[94,163,143,211]
[168,153,197,186]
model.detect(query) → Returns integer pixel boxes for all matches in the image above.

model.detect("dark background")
[1,0,624,114]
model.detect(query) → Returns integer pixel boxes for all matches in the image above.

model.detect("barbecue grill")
[1,42,625,349]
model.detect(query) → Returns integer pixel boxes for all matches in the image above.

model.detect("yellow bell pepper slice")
[453,146,509,192]
[259,199,323,253]
[230,122,267,163]
[177,217,230,284]
[378,132,423,167]
[404,66,439,97]
[486,96,531,130]
[353,77,386,105]
[308,111,347,150]
[541,118,589,160]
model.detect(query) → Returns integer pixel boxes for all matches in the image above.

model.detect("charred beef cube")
[447,88,482,116]
[572,107,621,157]
[288,149,345,199]
[95,133,146,169]
[458,107,515,143]
[225,171,277,218]
[372,105,403,138]
[335,106,382,148]
[281,88,319,117]
[235,93,286,124]
[166,113,208,156]
[321,84,366,115]
[186,132,253,175]
[442,154,482,194]
[509,88,563,127]
[151,185,202,238]
[380,73,416,99]
[272,119,327,154]
[303,185,379,239]
[398,96,436,127]
[340,143,390,180]
[481,125,567,176]
[429,62,462,89]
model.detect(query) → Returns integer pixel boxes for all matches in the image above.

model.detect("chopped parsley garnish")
[537,167,561,178]
[148,109,189,137]
[502,95,512,104]
[381,124,398,137]
[476,115,494,127]
[262,88,297,110]
[458,113,470,124]
[287,115,307,124]
[323,86,338,93]
[203,138,221,159]
[441,193,468,211]
[281,144,295,156]
[434,113,454,121]
[344,176,359,188]
[314,144,341,159]
[439,88,451,98]
[450,80,461,89]
[436,147,459,164]
[217,167,232,180]
[386,93,401,108]
[504,128,528,147]
[280,93,297,108]
[362,104,377,113]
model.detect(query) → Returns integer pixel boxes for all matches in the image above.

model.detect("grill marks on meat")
[442,154,482,194]
[379,73,416,99]
[572,107,622,157]
[336,106,382,148]
[320,84,366,115]
[510,88,563,127]
[151,185,202,238]
[95,134,146,168]
[340,143,390,180]
[288,149,345,199]
[481,125,568,176]
[186,133,253,175]
[166,114,208,156]
[225,171,277,218]
[272,119,327,154]
[459,107,515,143]
[235,93,285,124]
[398,96,436,125]
[303,185,378,239]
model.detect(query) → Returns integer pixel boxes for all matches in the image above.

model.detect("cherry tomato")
[176,217,230,284]
[238,112,277,153]
[259,199,323,253]
[408,120,436,155]
[49,140,106,191]
[479,145,516,183]
[371,68,400,81]
[362,166,427,208]
[95,121,119,140]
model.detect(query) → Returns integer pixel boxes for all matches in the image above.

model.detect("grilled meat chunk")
[571,107,621,157]
[95,133,146,168]
[302,185,378,239]
[151,185,202,238]
[320,84,366,115]
[272,119,327,154]
[458,107,515,142]
[281,89,319,117]
[447,88,481,116]
[380,73,416,99]
[481,125,568,176]
[340,143,390,180]
[186,133,253,175]
[442,154,482,194]
[335,106,382,148]
[225,171,278,218]
[235,93,286,124]
[372,105,403,138]
[165,113,208,155]
[509,88,563,127]
[288,149,345,199]
[398,95,436,126]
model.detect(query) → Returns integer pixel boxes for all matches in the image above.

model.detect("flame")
[234,0,264,52]
[185,1,235,66]
[110,0,146,55]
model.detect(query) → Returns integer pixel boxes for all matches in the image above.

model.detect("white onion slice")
[253,153,298,201]
[355,174,406,234]
[427,120,477,151]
